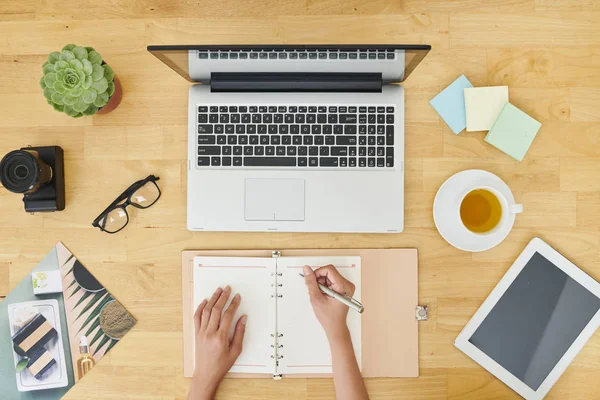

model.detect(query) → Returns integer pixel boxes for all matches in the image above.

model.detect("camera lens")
[0,150,52,194]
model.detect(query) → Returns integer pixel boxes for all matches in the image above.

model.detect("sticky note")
[464,86,509,131]
[429,74,473,134]
[485,103,542,161]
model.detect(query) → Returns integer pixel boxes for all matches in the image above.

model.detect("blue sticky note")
[430,74,473,134]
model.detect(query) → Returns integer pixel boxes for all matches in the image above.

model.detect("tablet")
[455,237,600,400]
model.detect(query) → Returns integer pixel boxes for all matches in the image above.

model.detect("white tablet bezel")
[454,237,600,400]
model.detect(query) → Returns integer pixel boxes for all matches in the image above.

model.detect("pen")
[299,273,364,314]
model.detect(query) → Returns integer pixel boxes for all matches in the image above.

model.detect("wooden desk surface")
[1,1,599,399]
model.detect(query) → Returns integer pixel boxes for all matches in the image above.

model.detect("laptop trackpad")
[245,178,305,221]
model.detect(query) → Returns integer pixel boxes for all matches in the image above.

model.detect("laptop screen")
[147,45,430,84]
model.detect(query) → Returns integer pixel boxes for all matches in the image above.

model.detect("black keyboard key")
[359,137,366,146]
[222,157,232,166]
[198,146,220,155]
[299,106,307,113]
[211,157,220,167]
[368,125,376,135]
[386,106,394,113]
[279,125,289,134]
[249,106,257,113]
[252,114,261,123]
[377,137,385,146]
[303,136,313,145]
[359,114,367,124]
[377,157,385,167]
[276,146,286,155]
[241,114,251,123]
[259,106,267,113]
[217,135,226,144]
[312,125,321,134]
[282,136,292,145]
[309,146,318,156]
[348,106,357,113]
[269,106,277,113]
[233,146,243,155]
[349,157,357,167]
[323,125,332,134]
[336,137,357,145]
[377,106,385,113]
[278,53,286,59]
[225,124,235,134]
[377,115,385,124]
[334,125,343,135]
[229,106,238,113]
[368,115,376,124]
[260,135,269,145]
[215,124,224,134]
[386,147,394,167]
[239,136,248,145]
[244,146,253,155]
[198,157,210,166]
[339,114,357,123]
[274,114,283,123]
[249,136,258,145]
[236,125,246,134]
[359,106,367,113]
[301,125,310,134]
[359,158,366,167]
[258,124,267,134]
[331,147,348,156]
[309,157,318,167]
[359,147,366,156]
[320,147,329,156]
[287,147,297,156]
[231,114,240,123]
[328,106,337,113]
[271,136,281,145]
[198,114,208,123]
[223,146,232,155]
[299,146,308,156]
[320,157,339,167]
[293,136,302,145]
[315,136,324,145]
[307,114,316,124]
[298,157,308,166]
[210,106,218,112]
[220,114,229,123]
[278,106,287,113]
[209,114,218,123]
[268,125,278,134]
[263,114,273,123]
[359,125,366,134]
[266,146,275,156]
[285,114,294,123]
[328,114,338,124]
[309,106,317,113]
[244,157,296,167]
[234,157,242,166]
[289,106,298,113]
[198,124,213,134]
[318,106,327,113]
[255,146,264,156]
[344,125,357,134]
[368,137,376,146]
[368,106,376,113]
[247,124,256,134]
[339,106,347,113]
[368,148,375,156]
[377,126,385,135]
[386,126,394,145]
[340,158,348,167]
[269,53,277,59]
[325,136,335,145]
[368,158,376,167]
[349,147,357,156]
[290,125,299,134]
[317,114,327,123]
[198,135,216,145]
[295,114,305,123]
[386,114,394,124]
[199,106,208,112]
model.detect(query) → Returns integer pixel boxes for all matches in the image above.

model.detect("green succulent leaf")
[91,64,104,81]
[91,77,108,94]
[54,60,69,72]
[73,112,83,118]
[63,95,78,105]
[70,87,83,97]
[62,44,76,51]
[82,88,97,104]
[42,62,55,74]
[73,97,90,113]
[85,46,95,53]
[16,359,29,373]
[73,46,88,60]
[52,103,65,112]
[82,105,99,116]
[82,75,93,89]
[43,72,57,87]
[63,105,79,117]
[107,81,115,97]
[82,59,93,75]
[40,76,46,89]
[88,51,102,65]
[69,59,83,71]
[53,81,66,94]
[93,92,109,108]
[103,64,114,82]
[43,86,55,100]
[63,69,81,88]
[48,52,60,63]
[60,50,75,62]
[51,92,65,105]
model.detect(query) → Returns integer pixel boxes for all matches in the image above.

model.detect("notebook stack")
[430,75,542,161]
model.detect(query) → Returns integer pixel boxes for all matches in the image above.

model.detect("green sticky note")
[485,103,542,161]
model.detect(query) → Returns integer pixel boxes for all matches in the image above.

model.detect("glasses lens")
[130,181,160,208]
[100,208,128,233]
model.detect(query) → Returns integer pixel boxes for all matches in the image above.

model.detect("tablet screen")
[469,252,600,390]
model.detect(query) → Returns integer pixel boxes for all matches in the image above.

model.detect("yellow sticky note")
[464,86,509,132]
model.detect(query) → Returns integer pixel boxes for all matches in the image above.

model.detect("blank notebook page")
[193,256,276,375]
[276,256,362,375]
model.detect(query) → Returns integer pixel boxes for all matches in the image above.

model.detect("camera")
[0,146,65,212]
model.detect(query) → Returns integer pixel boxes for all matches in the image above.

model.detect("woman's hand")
[303,265,355,340]
[188,286,247,400]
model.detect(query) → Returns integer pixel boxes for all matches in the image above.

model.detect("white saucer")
[433,170,518,252]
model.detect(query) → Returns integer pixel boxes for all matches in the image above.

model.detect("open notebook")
[193,255,361,378]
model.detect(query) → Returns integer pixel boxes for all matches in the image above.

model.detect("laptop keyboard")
[198,49,396,61]
[197,105,395,168]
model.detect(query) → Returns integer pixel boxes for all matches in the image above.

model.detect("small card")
[485,103,542,161]
[429,74,473,134]
[32,270,63,295]
[464,86,509,131]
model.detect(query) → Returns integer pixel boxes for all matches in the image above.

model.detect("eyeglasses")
[92,175,161,234]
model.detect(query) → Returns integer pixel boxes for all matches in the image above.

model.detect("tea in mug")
[460,189,502,233]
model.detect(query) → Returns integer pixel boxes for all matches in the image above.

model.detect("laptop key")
[244,157,296,167]
[266,146,275,155]
[198,146,220,155]
[198,157,210,166]
[198,125,213,134]
[223,146,232,155]
[386,126,394,145]
[233,146,242,155]
[359,158,366,167]
[222,157,232,166]
[298,157,308,166]
[309,157,318,166]
[377,157,385,167]
[249,136,258,145]
[198,114,208,123]
[276,146,286,155]
[320,157,338,167]
[244,146,253,155]
[211,157,221,166]
[198,135,215,145]
[255,146,265,155]
[340,158,348,167]
[331,147,348,156]
[217,135,226,145]
[260,135,269,145]
[336,137,357,146]
[386,147,394,167]
[349,157,357,167]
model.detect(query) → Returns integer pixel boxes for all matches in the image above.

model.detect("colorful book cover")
[0,243,136,398]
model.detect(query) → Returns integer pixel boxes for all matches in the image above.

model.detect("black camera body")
[0,146,65,212]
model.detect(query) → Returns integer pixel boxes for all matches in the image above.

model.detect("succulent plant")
[40,44,115,118]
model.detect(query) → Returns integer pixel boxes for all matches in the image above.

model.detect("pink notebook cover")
[182,249,418,378]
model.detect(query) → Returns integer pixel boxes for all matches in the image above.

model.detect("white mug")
[457,185,523,236]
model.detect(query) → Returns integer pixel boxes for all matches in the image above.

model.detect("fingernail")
[234,294,241,301]
[240,315,247,325]
[224,285,231,292]
[303,265,313,275]
[200,299,207,306]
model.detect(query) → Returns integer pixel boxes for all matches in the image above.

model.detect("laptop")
[147,45,430,233]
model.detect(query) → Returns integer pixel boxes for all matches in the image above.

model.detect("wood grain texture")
[0,1,599,399]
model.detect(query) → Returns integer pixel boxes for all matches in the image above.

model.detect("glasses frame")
[92,175,161,234]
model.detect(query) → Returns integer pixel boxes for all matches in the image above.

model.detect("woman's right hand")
[302,264,355,340]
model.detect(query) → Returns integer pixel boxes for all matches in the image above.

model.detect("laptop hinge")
[210,73,382,93]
